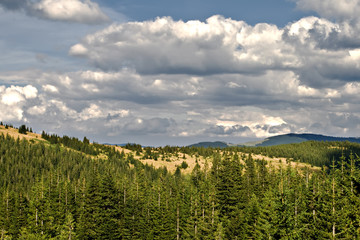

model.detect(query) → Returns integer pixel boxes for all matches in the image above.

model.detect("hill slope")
[190,133,360,148]
[255,133,360,146]
[188,141,229,148]
[2,123,360,239]
[0,124,44,142]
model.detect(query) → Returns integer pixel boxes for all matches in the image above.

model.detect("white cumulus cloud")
[1,85,37,105]
[0,0,109,24]
[0,85,39,121]
[31,0,110,24]
[296,0,360,22]
[70,15,360,89]
[69,43,88,56]
[70,15,298,74]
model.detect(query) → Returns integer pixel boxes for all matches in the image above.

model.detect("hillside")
[190,133,360,148]
[0,124,345,172]
[251,134,308,146]
[255,133,360,146]
[188,141,229,148]
[1,124,360,239]
[0,124,354,171]
[0,124,43,142]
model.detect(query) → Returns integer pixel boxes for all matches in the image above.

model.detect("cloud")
[0,85,38,121]
[42,84,59,93]
[70,15,360,91]
[204,124,251,136]
[329,112,360,129]
[69,43,88,56]
[27,105,47,115]
[3,47,360,143]
[33,68,330,112]
[0,0,27,11]
[281,17,360,87]
[295,0,360,22]
[35,53,48,63]
[79,103,129,121]
[1,85,37,105]
[32,0,109,24]
[2,89,25,105]
[0,0,109,24]
[35,70,205,104]
[3,8,360,145]
[282,16,360,53]
[4,65,359,140]
[268,123,293,134]
[70,15,298,74]
[123,118,175,135]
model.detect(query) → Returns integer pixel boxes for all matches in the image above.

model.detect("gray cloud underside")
[2,64,359,145]
[0,0,25,11]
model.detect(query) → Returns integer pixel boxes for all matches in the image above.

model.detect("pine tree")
[98,172,121,239]
[18,226,47,240]
[77,170,102,239]
[18,125,27,135]
[214,155,244,238]
[58,212,76,240]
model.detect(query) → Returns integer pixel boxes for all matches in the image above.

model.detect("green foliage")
[180,161,188,169]
[18,125,27,134]
[124,143,142,152]
[232,140,360,167]
[41,131,101,155]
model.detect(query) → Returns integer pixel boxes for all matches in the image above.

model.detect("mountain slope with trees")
[255,133,360,146]
[1,124,360,239]
[189,133,360,148]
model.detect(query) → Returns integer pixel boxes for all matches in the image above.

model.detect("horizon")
[3,122,360,148]
[64,132,360,147]
[1,0,360,146]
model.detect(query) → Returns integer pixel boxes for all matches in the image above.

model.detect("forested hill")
[2,124,360,239]
[188,141,228,148]
[189,133,360,148]
[233,140,360,167]
[256,133,360,146]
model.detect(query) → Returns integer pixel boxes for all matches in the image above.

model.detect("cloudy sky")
[1,0,360,146]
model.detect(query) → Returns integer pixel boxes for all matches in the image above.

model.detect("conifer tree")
[98,172,121,239]
[58,212,76,240]
[77,170,102,239]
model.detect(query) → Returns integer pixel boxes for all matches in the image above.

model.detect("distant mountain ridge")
[256,133,360,147]
[188,133,360,148]
[188,141,229,148]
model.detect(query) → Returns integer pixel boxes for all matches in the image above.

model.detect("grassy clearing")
[0,125,45,142]
[113,146,209,174]
[114,146,320,174]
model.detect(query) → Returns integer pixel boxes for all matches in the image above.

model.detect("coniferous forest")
[2,125,360,239]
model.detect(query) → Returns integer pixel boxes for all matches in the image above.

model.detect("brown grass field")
[114,146,321,174]
[0,125,43,141]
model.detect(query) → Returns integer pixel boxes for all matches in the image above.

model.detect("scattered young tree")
[18,125,27,134]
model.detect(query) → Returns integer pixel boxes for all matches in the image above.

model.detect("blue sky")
[1,0,360,146]
[103,0,310,26]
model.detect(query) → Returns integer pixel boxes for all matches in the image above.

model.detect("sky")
[1,0,360,146]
